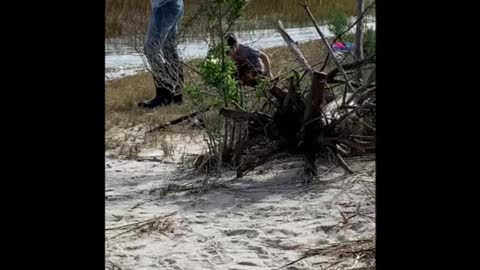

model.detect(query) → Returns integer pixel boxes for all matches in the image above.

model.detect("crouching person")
[225,33,273,87]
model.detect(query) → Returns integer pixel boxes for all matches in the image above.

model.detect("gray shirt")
[234,44,264,72]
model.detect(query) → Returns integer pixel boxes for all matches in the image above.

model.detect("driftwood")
[347,67,376,105]
[218,70,364,178]
[302,71,327,178]
[276,21,312,73]
[209,4,375,180]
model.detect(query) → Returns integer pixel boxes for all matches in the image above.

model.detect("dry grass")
[138,217,175,236]
[160,139,176,157]
[268,40,331,76]
[106,0,362,39]
[106,72,196,133]
[106,212,178,240]
[106,72,154,112]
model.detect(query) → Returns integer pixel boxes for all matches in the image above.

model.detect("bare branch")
[276,21,312,73]
[300,3,356,106]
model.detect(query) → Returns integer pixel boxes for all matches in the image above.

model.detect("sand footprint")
[205,243,233,265]
[162,258,186,270]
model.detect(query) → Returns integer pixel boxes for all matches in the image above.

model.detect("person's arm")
[259,51,273,78]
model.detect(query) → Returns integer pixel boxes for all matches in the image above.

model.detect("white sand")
[106,135,375,270]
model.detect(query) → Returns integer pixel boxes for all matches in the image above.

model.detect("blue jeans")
[144,0,184,93]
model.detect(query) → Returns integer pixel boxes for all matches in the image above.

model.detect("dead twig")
[277,239,375,269]
[347,67,376,105]
[330,100,374,128]
[327,146,354,174]
[108,216,174,240]
[106,211,178,231]
[108,260,123,270]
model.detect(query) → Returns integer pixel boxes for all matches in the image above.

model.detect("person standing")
[138,0,184,108]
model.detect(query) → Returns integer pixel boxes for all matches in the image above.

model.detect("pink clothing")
[334,41,346,49]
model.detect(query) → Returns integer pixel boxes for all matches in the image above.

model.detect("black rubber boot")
[138,87,173,108]
[173,93,183,104]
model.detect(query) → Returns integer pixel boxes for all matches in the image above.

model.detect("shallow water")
[105,19,375,81]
